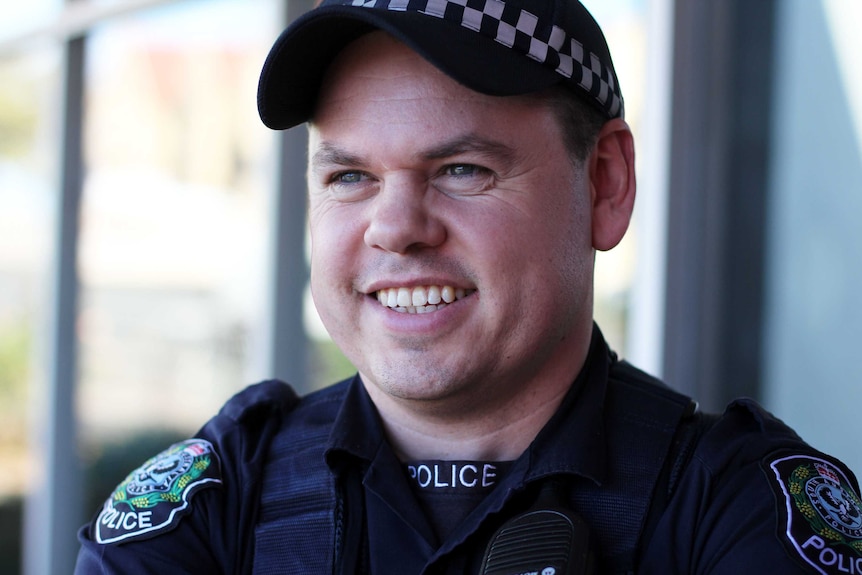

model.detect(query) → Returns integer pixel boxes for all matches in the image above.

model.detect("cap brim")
[257,5,563,130]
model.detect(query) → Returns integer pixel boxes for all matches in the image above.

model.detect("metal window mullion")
[268,0,315,392]
[663,0,775,410]
[24,33,86,575]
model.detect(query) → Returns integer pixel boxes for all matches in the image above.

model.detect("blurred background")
[0,0,860,573]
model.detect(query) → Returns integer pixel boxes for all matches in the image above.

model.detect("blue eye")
[321,169,378,202]
[335,171,365,184]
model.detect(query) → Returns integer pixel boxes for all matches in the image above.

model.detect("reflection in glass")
[78,0,280,449]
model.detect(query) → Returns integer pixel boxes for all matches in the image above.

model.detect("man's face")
[307,32,597,416]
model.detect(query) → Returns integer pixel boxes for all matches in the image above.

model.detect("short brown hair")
[541,86,607,164]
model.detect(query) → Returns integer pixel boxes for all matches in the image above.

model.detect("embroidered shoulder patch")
[94,438,222,544]
[767,454,862,574]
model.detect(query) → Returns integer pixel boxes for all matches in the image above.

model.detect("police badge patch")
[767,454,862,574]
[94,438,222,544]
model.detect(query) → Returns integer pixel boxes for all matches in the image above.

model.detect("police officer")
[76,1,862,573]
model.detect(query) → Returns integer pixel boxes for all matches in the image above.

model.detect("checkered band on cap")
[341,0,622,118]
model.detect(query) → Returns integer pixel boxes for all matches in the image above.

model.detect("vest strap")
[252,385,344,574]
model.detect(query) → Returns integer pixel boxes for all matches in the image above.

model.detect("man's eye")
[445,164,480,177]
[320,170,377,202]
[433,163,493,196]
[334,171,365,184]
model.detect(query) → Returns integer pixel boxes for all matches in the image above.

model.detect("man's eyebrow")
[420,135,516,163]
[310,143,366,171]
[310,134,516,171]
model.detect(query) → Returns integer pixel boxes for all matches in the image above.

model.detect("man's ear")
[588,118,636,251]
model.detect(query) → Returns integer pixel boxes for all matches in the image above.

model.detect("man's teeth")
[376,286,471,314]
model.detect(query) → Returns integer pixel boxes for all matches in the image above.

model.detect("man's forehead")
[315,31,465,109]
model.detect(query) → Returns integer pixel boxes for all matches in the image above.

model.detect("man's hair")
[542,86,608,164]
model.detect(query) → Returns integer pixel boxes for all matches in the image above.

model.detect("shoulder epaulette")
[218,379,300,423]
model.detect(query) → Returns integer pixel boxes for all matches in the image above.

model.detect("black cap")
[258,0,623,130]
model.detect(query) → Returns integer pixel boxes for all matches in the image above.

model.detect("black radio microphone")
[479,479,596,575]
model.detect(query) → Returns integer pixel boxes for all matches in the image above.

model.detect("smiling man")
[306,32,619,463]
[76,1,861,574]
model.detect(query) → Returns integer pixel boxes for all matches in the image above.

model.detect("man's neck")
[362,371,577,462]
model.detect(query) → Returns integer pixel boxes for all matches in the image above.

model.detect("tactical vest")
[235,363,701,575]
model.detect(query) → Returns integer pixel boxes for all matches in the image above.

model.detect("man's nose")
[363,174,446,254]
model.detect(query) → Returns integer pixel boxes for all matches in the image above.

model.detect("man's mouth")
[375,285,475,314]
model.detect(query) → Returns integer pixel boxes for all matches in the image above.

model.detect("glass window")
[763,0,862,474]
[583,0,654,359]
[0,0,62,42]
[77,0,282,477]
[0,44,63,575]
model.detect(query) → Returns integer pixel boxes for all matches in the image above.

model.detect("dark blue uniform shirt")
[76,328,862,574]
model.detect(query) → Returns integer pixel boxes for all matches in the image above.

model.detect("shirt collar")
[521,323,610,485]
[325,323,611,486]
[325,373,386,468]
